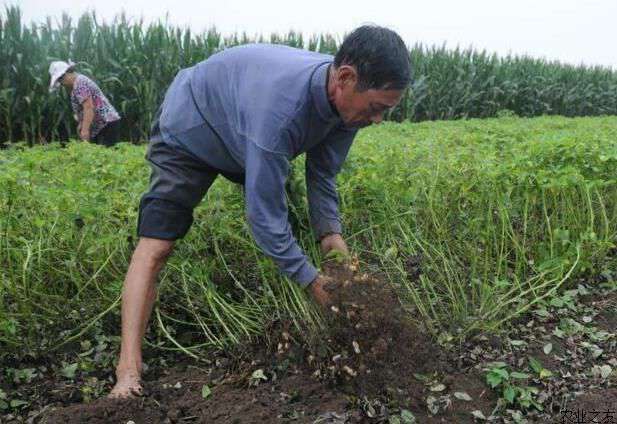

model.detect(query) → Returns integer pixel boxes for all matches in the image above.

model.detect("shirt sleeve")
[244,140,319,287]
[305,126,357,240]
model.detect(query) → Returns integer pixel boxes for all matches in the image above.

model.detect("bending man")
[110,25,410,397]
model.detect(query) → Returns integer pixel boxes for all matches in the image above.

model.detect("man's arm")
[305,126,357,254]
[244,140,319,287]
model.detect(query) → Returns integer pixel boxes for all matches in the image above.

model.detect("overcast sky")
[13,0,617,69]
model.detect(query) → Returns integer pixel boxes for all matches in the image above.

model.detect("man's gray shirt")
[157,44,358,286]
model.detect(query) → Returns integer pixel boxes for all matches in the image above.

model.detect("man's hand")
[310,234,348,307]
[309,274,333,307]
[320,233,349,257]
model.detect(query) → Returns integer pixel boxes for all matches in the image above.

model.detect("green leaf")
[384,246,398,259]
[599,365,612,379]
[251,369,267,381]
[549,297,563,307]
[494,368,509,379]
[486,373,502,388]
[61,363,78,379]
[429,383,446,392]
[0,319,17,336]
[510,372,531,379]
[413,373,429,382]
[201,384,211,399]
[9,399,28,408]
[503,386,516,404]
[14,368,37,384]
[400,409,416,423]
[471,410,486,420]
[454,391,472,401]
[528,357,543,374]
[486,368,509,388]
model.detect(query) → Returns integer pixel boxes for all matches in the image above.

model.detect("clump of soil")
[311,260,446,399]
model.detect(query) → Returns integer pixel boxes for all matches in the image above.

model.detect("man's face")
[331,65,404,129]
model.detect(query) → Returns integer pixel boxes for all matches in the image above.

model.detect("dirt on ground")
[593,292,617,333]
[34,261,494,423]
[3,261,615,423]
[552,388,617,424]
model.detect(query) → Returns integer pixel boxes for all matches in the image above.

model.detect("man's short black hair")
[334,25,410,91]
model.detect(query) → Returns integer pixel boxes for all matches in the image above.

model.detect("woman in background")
[49,60,122,146]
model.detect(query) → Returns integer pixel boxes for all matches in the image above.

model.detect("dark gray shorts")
[137,127,244,241]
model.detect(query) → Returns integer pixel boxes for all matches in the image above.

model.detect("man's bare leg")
[109,237,174,398]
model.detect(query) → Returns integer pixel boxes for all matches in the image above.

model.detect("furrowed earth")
[3,261,614,423]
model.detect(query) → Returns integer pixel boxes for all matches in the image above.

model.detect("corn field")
[2,5,617,145]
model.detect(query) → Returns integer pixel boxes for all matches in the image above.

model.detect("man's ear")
[337,65,358,88]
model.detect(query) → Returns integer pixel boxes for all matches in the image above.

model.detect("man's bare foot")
[108,369,143,398]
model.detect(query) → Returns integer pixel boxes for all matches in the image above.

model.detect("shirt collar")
[310,62,340,124]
